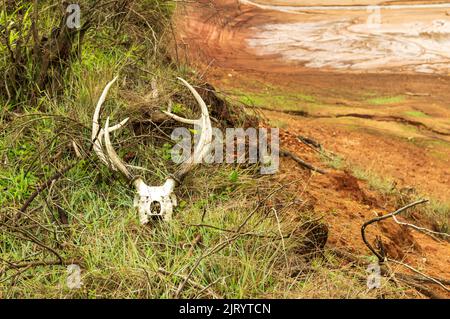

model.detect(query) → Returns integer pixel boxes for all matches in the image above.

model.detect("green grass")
[0,83,394,299]
[0,154,386,298]
[404,110,430,118]
[321,154,346,170]
[230,88,318,112]
[0,168,39,204]
[366,95,405,105]
[351,167,395,195]
[423,201,450,234]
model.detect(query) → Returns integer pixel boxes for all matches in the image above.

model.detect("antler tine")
[92,76,119,167]
[93,118,129,169]
[92,76,118,141]
[172,78,213,182]
[104,117,134,181]
[163,111,197,125]
[163,100,196,125]
[177,77,209,117]
[162,78,209,125]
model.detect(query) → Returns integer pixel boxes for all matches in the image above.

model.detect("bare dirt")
[174,0,450,298]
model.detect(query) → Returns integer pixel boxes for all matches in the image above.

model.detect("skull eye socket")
[150,201,161,215]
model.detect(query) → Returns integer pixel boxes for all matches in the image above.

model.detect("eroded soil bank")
[174,0,450,297]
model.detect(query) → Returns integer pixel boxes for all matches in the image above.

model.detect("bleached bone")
[92,77,212,224]
[92,76,129,169]
[162,78,213,181]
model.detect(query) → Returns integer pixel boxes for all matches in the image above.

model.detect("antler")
[163,78,213,182]
[104,117,134,180]
[92,76,129,171]
[91,77,212,224]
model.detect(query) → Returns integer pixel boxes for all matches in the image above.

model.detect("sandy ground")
[174,0,450,297]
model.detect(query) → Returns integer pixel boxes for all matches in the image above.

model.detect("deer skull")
[92,77,212,224]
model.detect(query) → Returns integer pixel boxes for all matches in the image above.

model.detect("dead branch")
[332,248,450,286]
[361,199,450,295]
[383,263,446,299]
[395,276,444,299]
[332,248,449,298]
[296,135,335,160]
[1,259,80,274]
[280,149,327,174]
[395,272,450,286]
[0,222,63,263]
[361,199,428,261]
[392,215,449,239]
[387,259,449,293]
[297,135,322,150]
[187,223,290,239]
[18,162,78,216]
[405,92,431,97]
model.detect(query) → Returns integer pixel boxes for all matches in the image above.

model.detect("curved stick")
[361,199,429,261]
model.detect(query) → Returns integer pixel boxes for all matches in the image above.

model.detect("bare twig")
[361,199,428,261]
[387,259,449,293]
[195,275,229,299]
[392,215,449,239]
[296,136,334,160]
[1,259,80,274]
[0,222,63,263]
[361,199,450,294]
[273,208,289,268]
[18,162,78,216]
[187,223,290,239]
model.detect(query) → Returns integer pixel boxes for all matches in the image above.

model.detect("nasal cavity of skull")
[150,201,162,216]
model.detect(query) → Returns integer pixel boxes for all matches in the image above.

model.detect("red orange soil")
[175,0,450,201]
[174,0,450,297]
[276,131,450,298]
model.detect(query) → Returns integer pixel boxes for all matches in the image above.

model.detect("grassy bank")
[0,0,410,299]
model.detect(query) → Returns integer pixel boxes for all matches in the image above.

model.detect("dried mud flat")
[175,0,450,297]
